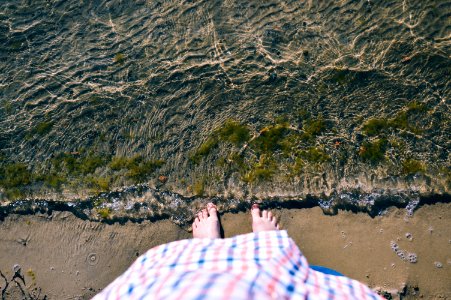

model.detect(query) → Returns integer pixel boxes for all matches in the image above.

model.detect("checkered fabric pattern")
[93,230,383,300]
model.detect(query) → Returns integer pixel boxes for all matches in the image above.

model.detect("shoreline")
[1,188,450,226]
[0,203,450,299]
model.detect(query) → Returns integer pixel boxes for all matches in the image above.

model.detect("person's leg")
[192,202,221,238]
[251,203,280,232]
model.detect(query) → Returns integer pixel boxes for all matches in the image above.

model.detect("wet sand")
[0,203,450,299]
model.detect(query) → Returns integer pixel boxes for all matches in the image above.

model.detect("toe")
[197,211,204,220]
[192,218,199,232]
[251,204,261,218]
[201,208,208,219]
[207,203,218,220]
[268,211,273,220]
[262,210,268,219]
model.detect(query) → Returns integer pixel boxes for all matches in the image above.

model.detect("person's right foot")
[193,203,221,239]
[251,204,279,232]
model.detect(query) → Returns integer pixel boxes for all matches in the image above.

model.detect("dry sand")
[0,203,450,299]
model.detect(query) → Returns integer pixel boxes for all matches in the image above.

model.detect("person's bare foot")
[192,203,221,238]
[251,204,280,232]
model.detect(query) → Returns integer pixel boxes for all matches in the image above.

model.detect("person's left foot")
[192,203,221,238]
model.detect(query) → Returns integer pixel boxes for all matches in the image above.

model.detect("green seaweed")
[290,157,304,175]
[401,159,425,175]
[297,109,311,121]
[0,151,164,200]
[330,69,353,85]
[52,152,107,175]
[0,163,32,188]
[86,176,110,192]
[3,188,26,200]
[193,179,205,196]
[252,123,289,153]
[279,133,300,157]
[109,155,164,182]
[35,121,54,135]
[127,159,164,182]
[217,120,250,146]
[190,137,218,164]
[358,139,388,164]
[114,53,125,64]
[406,101,427,113]
[40,172,67,189]
[362,118,388,136]
[303,115,326,137]
[96,207,111,219]
[228,152,247,171]
[242,156,277,183]
[2,101,13,114]
[110,156,131,170]
[79,155,106,174]
[190,120,250,164]
[362,102,428,136]
[299,147,330,163]
[26,120,54,138]
[390,111,423,134]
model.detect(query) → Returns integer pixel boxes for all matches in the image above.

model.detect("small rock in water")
[405,232,413,240]
[434,261,443,268]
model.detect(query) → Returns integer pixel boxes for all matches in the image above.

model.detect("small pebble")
[405,232,413,240]
[434,261,443,268]
[13,264,21,273]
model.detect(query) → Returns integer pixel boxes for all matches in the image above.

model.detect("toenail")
[252,204,259,209]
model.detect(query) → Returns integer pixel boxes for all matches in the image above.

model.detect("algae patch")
[0,151,164,200]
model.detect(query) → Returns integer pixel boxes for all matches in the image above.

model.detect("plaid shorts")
[93,230,383,300]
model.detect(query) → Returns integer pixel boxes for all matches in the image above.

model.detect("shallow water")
[0,0,450,219]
